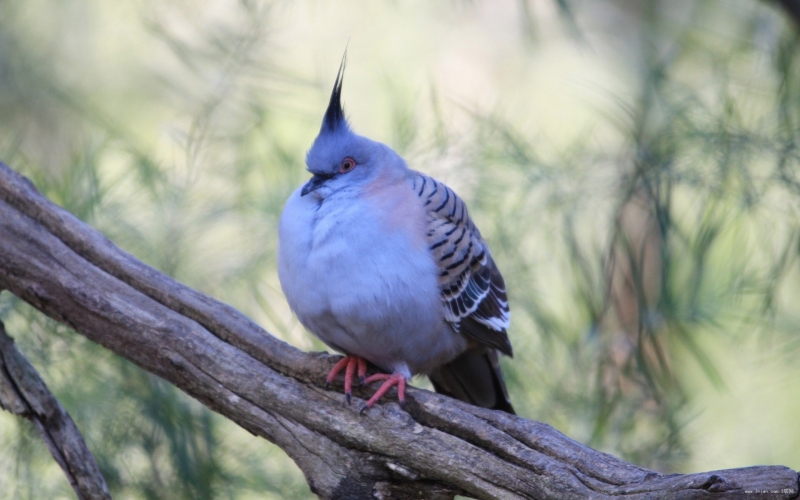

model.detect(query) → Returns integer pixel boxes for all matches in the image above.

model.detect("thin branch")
[0,160,798,499]
[0,319,111,500]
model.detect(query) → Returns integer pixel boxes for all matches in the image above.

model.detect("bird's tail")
[428,347,515,414]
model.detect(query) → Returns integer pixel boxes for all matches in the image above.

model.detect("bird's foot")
[325,355,367,405]
[360,373,406,414]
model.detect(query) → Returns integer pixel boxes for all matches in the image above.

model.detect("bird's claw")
[325,356,407,411]
[326,355,369,406]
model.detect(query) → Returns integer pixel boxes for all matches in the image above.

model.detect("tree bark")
[0,320,111,500]
[0,161,797,499]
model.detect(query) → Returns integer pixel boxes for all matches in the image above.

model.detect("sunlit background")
[2,0,800,498]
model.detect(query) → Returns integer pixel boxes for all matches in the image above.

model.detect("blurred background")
[2,0,800,498]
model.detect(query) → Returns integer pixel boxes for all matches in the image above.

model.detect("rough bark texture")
[0,320,111,500]
[0,161,798,499]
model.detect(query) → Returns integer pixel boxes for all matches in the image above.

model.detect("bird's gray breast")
[278,185,467,374]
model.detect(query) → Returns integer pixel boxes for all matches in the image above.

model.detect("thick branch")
[0,160,797,499]
[0,320,111,500]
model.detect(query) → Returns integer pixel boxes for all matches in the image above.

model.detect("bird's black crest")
[322,51,348,133]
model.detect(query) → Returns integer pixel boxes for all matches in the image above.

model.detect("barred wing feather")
[412,173,513,357]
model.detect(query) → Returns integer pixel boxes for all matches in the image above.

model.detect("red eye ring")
[339,157,356,174]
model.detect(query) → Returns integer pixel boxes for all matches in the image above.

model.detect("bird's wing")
[412,173,513,356]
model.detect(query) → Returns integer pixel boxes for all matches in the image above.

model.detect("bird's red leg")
[343,356,356,404]
[360,373,406,413]
[327,357,407,411]
[357,357,367,385]
[325,355,367,405]
[325,357,351,387]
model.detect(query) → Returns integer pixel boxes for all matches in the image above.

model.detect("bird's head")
[302,54,405,199]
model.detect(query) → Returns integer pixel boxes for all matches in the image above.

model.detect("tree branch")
[0,320,111,500]
[0,160,797,499]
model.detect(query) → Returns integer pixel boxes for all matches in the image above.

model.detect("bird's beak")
[301,173,332,197]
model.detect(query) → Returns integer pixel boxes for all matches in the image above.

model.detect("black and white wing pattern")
[412,173,513,357]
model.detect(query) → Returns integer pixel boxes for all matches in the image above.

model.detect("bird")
[278,55,515,414]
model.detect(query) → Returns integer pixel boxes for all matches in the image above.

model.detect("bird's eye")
[339,157,356,174]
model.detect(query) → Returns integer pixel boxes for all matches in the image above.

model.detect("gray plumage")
[278,56,514,413]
